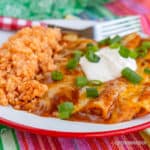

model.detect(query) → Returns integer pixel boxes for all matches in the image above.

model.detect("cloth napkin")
[0,125,149,150]
[0,0,113,20]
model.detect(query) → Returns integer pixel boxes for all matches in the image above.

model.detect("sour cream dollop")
[79,47,137,82]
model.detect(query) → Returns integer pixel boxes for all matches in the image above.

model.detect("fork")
[47,16,142,41]
[0,16,143,41]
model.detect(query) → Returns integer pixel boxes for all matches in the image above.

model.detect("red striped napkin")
[0,16,46,30]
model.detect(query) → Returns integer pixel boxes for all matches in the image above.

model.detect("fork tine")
[94,16,142,41]
[100,24,141,36]
[99,16,140,27]
[95,26,141,40]
[100,20,141,32]
[114,28,142,37]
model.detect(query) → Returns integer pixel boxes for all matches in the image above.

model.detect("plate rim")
[0,21,149,137]
[0,117,149,137]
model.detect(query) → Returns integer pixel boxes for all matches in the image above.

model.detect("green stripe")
[11,129,20,150]
[95,6,115,18]
[0,125,8,130]
[1,128,17,150]
[0,136,4,150]
[0,126,20,150]
[0,126,9,150]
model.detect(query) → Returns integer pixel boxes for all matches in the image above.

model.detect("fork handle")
[48,24,94,39]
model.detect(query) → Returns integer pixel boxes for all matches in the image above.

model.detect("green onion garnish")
[66,58,78,69]
[51,71,63,81]
[76,76,88,87]
[136,47,148,58]
[144,68,150,74]
[110,42,120,49]
[110,35,121,44]
[86,87,99,98]
[98,37,111,46]
[121,67,142,84]
[85,50,100,63]
[119,46,130,58]
[87,43,98,52]
[141,41,150,49]
[58,102,74,119]
[88,80,103,86]
[74,50,83,60]
[66,50,83,70]
[129,51,138,59]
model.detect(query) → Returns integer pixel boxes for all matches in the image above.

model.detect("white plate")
[0,21,149,137]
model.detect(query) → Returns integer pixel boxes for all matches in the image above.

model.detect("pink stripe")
[36,135,46,150]
[24,132,35,150]
[113,136,125,150]
[118,136,128,150]
[51,137,62,150]
[86,138,99,150]
[125,134,140,150]
[39,135,51,149]
[0,17,11,30]
[15,131,26,150]
[93,138,103,150]
[140,15,150,34]
[30,133,41,150]
[120,0,150,14]
[19,132,29,150]
[11,18,18,30]
[131,134,144,150]
[74,138,91,150]
[142,15,150,34]
[58,138,75,150]
[122,134,135,150]
[105,0,136,15]
[108,136,120,150]
[26,21,32,28]
[103,137,112,150]
[47,137,57,150]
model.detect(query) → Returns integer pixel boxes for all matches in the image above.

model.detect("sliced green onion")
[129,51,138,59]
[98,37,111,46]
[66,58,78,70]
[58,102,74,119]
[141,41,150,49]
[76,76,88,87]
[87,43,98,52]
[136,47,148,57]
[110,35,121,44]
[144,68,150,74]
[74,50,83,60]
[86,87,99,98]
[119,46,139,59]
[85,50,100,63]
[51,71,63,81]
[121,67,142,84]
[110,42,121,49]
[88,80,103,86]
[119,46,130,58]
[66,50,83,70]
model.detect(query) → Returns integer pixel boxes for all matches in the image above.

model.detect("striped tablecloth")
[0,0,150,149]
[0,126,149,150]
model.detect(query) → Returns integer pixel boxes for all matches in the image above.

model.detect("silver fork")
[47,16,142,41]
